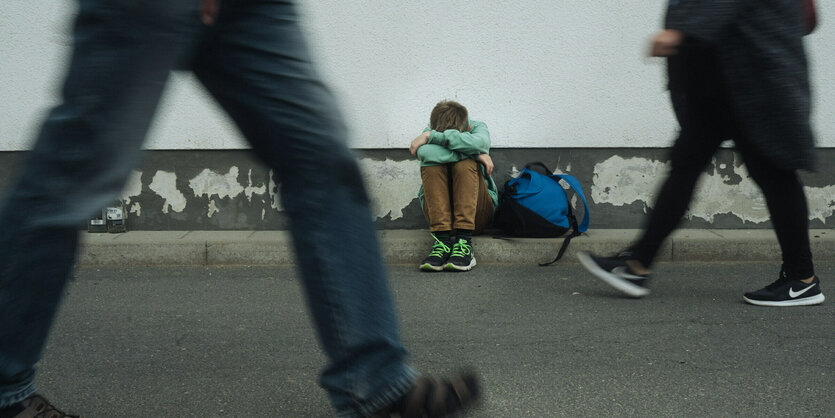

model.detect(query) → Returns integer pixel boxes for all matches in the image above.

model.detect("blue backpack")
[493,162,590,265]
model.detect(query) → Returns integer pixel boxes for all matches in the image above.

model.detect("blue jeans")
[0,1,416,416]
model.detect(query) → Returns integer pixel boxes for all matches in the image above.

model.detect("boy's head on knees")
[430,100,469,132]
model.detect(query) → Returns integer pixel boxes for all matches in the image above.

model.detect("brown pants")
[421,159,494,234]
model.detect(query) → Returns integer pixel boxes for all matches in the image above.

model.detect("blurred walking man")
[0,1,480,417]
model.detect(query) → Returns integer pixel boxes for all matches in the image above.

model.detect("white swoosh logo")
[612,266,645,280]
[789,283,816,298]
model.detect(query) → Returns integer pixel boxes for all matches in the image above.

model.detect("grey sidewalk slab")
[673,228,835,261]
[204,231,296,265]
[77,229,835,266]
[77,231,206,266]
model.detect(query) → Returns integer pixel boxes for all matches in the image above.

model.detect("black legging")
[631,45,815,280]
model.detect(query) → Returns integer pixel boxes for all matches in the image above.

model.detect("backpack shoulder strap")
[553,174,590,233]
[538,173,591,266]
[538,214,580,266]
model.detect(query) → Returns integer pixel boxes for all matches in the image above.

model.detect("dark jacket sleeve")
[665,0,746,43]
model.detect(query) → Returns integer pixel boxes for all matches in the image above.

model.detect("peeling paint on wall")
[806,185,835,224]
[591,156,669,214]
[119,171,144,217]
[358,158,423,220]
[687,161,770,223]
[189,167,244,199]
[592,155,835,224]
[207,199,219,218]
[244,168,267,201]
[4,147,821,231]
[121,170,143,203]
[149,170,187,214]
[268,170,283,212]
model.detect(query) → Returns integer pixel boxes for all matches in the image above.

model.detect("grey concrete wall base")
[7,149,832,231]
[76,229,835,267]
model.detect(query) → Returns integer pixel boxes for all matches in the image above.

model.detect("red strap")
[804,0,817,34]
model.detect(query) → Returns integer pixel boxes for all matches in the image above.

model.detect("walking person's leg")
[578,45,728,297]
[0,1,203,415]
[736,145,823,306]
[191,2,479,416]
[577,117,725,297]
[627,127,725,270]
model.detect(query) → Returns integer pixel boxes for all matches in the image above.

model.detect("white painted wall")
[1,1,833,151]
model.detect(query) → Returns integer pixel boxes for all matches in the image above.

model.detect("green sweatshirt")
[416,120,499,217]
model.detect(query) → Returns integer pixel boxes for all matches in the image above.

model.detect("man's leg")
[190,2,482,416]
[0,0,200,409]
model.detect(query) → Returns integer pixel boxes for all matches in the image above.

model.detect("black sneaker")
[420,234,452,272]
[577,251,651,297]
[743,274,825,307]
[445,238,476,271]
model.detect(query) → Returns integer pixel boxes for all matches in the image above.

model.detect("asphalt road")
[34,262,834,417]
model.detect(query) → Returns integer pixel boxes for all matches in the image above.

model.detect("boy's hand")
[649,29,684,57]
[410,131,431,157]
[201,0,221,25]
[476,153,494,175]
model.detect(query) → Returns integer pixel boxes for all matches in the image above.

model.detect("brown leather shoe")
[12,394,78,418]
[370,371,481,418]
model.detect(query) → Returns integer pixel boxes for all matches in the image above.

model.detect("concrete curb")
[76,229,835,266]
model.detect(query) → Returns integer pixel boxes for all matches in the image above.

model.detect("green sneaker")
[420,234,452,271]
[445,238,476,271]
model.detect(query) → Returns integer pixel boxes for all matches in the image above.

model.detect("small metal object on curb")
[88,211,107,233]
[105,204,126,233]
[88,200,127,233]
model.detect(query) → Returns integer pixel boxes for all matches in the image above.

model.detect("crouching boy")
[409,100,498,271]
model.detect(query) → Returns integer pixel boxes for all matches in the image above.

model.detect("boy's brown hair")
[430,100,469,132]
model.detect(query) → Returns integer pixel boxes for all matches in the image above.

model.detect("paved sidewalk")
[77,229,835,266]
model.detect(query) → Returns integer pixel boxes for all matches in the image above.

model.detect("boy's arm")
[416,143,463,164]
[410,131,431,157]
[426,121,491,156]
[476,153,494,175]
